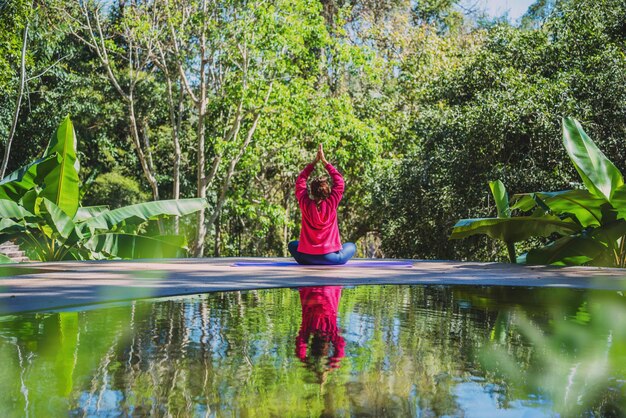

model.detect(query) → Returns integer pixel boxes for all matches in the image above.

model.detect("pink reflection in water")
[296,286,345,371]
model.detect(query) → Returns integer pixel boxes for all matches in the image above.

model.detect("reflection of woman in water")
[296,286,345,384]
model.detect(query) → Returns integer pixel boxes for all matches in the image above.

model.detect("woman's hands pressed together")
[314,143,328,165]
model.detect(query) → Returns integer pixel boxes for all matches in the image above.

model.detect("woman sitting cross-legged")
[288,144,356,265]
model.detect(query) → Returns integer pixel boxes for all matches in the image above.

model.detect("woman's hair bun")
[310,176,331,200]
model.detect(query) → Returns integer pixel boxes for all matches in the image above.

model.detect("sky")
[481,0,538,21]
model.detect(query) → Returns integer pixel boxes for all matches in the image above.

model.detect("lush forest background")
[1,0,625,260]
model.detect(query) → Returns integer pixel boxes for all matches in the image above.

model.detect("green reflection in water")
[0,285,624,417]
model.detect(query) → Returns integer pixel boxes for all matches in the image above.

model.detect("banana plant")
[450,180,579,263]
[0,116,208,261]
[452,117,626,267]
[0,194,207,261]
[511,118,626,266]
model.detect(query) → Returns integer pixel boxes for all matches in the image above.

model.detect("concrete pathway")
[1,258,626,315]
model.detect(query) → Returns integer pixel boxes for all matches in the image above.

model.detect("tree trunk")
[193,0,209,257]
[506,242,517,264]
[213,212,221,257]
[128,97,160,201]
[164,74,182,233]
[193,84,207,256]
[0,22,29,178]
[283,196,290,257]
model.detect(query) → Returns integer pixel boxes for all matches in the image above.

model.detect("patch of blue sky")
[479,0,538,22]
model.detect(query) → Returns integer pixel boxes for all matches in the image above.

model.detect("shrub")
[84,171,149,209]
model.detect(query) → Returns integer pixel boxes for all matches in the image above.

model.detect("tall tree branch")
[207,80,274,227]
[0,21,29,178]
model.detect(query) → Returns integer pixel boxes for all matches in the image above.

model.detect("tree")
[60,0,162,201]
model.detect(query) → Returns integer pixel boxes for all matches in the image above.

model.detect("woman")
[288,144,356,265]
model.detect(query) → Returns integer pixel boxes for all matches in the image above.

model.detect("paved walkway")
[1,258,626,315]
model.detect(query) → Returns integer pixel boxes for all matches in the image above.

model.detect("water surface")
[0,285,624,417]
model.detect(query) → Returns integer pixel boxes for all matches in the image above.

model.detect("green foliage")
[519,119,626,266]
[0,116,207,261]
[0,190,207,261]
[0,116,80,209]
[452,118,626,267]
[0,0,31,93]
[489,180,510,218]
[372,0,626,261]
[0,253,15,264]
[451,216,578,244]
[413,0,464,33]
[511,189,605,227]
[84,233,188,259]
[83,171,148,209]
[481,291,626,417]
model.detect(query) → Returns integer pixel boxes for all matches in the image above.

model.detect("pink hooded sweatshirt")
[295,162,345,255]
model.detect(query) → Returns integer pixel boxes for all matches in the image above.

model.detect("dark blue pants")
[288,241,356,265]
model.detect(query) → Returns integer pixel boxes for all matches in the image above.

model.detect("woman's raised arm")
[295,150,319,202]
[325,162,345,205]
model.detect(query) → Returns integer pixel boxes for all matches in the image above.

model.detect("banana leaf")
[524,220,626,266]
[74,205,109,222]
[83,198,208,230]
[562,117,623,202]
[489,180,510,218]
[65,247,89,260]
[40,116,80,219]
[42,199,77,241]
[0,218,20,232]
[84,233,186,259]
[151,234,187,248]
[0,155,55,201]
[43,115,80,173]
[0,218,30,247]
[20,189,43,215]
[0,199,34,219]
[609,185,626,221]
[511,189,605,227]
[0,218,27,235]
[57,312,79,396]
[525,235,607,266]
[591,219,626,245]
[450,215,579,243]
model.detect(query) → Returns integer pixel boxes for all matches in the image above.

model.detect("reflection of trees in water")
[339,285,499,417]
[0,286,623,416]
